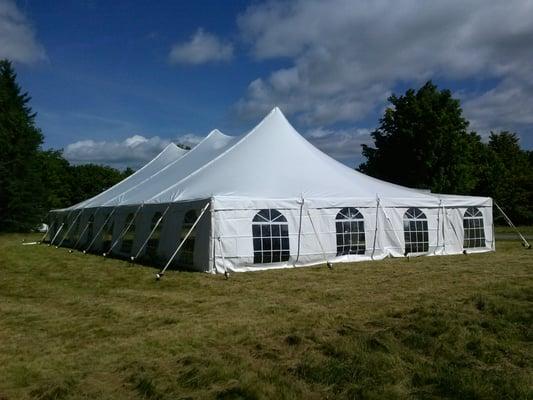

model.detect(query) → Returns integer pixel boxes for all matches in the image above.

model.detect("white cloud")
[169,28,233,65]
[306,127,372,166]
[0,0,46,63]
[236,0,533,136]
[63,133,207,169]
[64,135,172,169]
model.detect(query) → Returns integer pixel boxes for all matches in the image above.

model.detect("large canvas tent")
[48,108,494,273]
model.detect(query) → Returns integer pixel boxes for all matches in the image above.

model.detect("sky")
[2,0,533,169]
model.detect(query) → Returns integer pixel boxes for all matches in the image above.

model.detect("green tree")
[38,149,72,210]
[475,132,533,224]
[68,164,126,206]
[359,81,480,194]
[0,60,45,231]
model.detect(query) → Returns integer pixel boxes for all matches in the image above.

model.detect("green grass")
[0,234,531,399]
[495,225,533,236]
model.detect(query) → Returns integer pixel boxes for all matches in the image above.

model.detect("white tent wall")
[52,200,213,271]
[211,197,494,273]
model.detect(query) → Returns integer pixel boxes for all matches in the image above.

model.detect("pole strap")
[217,236,229,275]
[133,204,171,261]
[294,197,305,266]
[158,202,210,276]
[83,207,117,253]
[371,197,380,260]
[495,202,531,248]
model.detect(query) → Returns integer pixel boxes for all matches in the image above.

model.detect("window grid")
[403,207,429,254]
[463,207,485,248]
[252,209,290,264]
[336,207,365,256]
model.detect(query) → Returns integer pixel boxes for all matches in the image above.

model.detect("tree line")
[1,61,532,232]
[0,60,133,231]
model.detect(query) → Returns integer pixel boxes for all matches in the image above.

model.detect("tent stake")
[494,202,531,249]
[156,202,210,280]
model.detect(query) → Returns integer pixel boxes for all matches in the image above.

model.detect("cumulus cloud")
[0,0,46,63]
[64,135,173,169]
[236,0,533,136]
[306,127,372,166]
[169,28,233,65]
[63,133,207,169]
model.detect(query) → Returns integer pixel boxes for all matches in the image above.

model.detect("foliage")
[474,132,533,224]
[0,233,531,399]
[359,81,479,194]
[359,81,533,224]
[0,60,46,231]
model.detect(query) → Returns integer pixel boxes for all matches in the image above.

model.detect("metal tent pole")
[495,202,531,248]
[49,223,64,246]
[57,209,84,248]
[132,204,171,262]
[83,207,118,254]
[104,203,144,257]
[156,202,210,280]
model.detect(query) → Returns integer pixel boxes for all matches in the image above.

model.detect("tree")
[68,164,127,206]
[475,132,533,224]
[359,81,480,194]
[38,149,72,210]
[0,60,45,231]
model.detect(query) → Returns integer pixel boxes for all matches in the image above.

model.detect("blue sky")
[2,0,532,169]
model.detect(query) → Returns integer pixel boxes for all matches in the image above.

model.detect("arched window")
[178,210,197,266]
[101,215,114,253]
[463,207,485,248]
[85,214,95,247]
[252,209,290,264]
[146,212,163,260]
[120,213,135,254]
[336,207,365,256]
[403,207,429,254]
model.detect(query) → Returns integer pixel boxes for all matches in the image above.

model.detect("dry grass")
[0,233,531,399]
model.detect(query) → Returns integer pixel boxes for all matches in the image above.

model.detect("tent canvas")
[48,108,494,273]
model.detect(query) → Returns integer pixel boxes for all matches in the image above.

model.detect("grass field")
[0,234,531,399]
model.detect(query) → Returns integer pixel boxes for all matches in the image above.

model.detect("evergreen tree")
[359,81,480,194]
[0,60,45,231]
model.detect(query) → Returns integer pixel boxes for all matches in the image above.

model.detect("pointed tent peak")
[163,142,188,156]
[206,128,232,140]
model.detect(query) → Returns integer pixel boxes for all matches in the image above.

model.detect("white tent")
[49,108,494,273]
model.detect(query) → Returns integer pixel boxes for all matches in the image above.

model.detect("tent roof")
[149,108,438,204]
[66,142,187,210]
[63,107,491,211]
